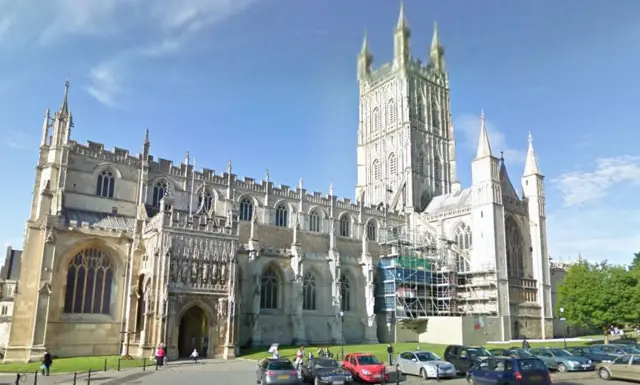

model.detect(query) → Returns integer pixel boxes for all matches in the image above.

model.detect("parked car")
[467,356,551,385]
[443,345,492,374]
[301,357,352,385]
[564,346,616,364]
[342,353,388,383]
[395,350,456,379]
[488,348,535,358]
[256,358,300,385]
[597,354,640,381]
[589,343,640,357]
[528,348,594,372]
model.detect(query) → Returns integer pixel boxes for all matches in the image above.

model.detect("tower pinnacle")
[476,110,492,158]
[429,22,445,72]
[59,80,70,117]
[523,131,542,176]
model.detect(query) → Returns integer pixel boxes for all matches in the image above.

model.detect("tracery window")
[458,255,471,273]
[417,95,425,120]
[96,170,115,198]
[389,154,397,175]
[506,217,525,278]
[431,100,440,127]
[340,274,351,312]
[372,108,380,132]
[339,215,350,237]
[309,210,321,232]
[434,156,442,182]
[260,267,279,309]
[63,248,114,314]
[388,100,396,125]
[302,272,317,310]
[455,223,472,250]
[198,190,213,212]
[366,221,377,241]
[152,180,168,207]
[239,198,253,221]
[372,160,381,181]
[275,204,288,227]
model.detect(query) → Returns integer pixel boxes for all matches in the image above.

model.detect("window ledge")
[60,313,115,323]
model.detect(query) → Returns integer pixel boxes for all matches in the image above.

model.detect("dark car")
[489,348,535,359]
[565,346,616,364]
[589,344,640,357]
[256,358,299,385]
[301,358,353,385]
[444,345,492,374]
[468,356,551,385]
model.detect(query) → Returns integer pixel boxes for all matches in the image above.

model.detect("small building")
[0,246,21,355]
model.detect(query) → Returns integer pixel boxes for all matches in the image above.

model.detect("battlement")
[67,138,402,218]
[362,58,448,87]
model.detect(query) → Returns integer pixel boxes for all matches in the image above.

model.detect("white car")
[395,351,457,379]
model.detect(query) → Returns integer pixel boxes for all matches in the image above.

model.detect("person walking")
[41,349,53,376]
[156,344,166,367]
[190,349,199,363]
[387,344,394,366]
[522,338,530,349]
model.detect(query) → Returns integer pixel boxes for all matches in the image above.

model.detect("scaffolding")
[375,225,460,321]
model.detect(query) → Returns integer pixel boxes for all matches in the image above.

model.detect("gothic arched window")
[96,170,115,198]
[198,190,213,212]
[339,215,350,237]
[63,248,114,314]
[506,217,525,278]
[372,160,381,181]
[458,255,470,273]
[434,156,442,182]
[417,94,425,120]
[302,272,317,310]
[152,180,168,207]
[309,210,321,232]
[388,100,396,125]
[340,274,351,312]
[389,153,397,175]
[418,153,425,175]
[455,223,472,250]
[260,267,279,309]
[431,99,440,127]
[275,204,288,227]
[366,220,377,241]
[239,198,253,221]
[372,108,380,132]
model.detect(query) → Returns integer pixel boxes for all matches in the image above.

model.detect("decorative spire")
[329,182,334,197]
[396,2,409,31]
[476,110,492,158]
[393,2,410,66]
[184,151,190,165]
[227,160,232,174]
[298,177,303,190]
[144,128,150,145]
[265,168,270,183]
[429,21,445,72]
[523,131,542,176]
[59,80,70,117]
[360,29,370,56]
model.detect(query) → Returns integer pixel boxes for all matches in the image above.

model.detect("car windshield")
[620,346,640,354]
[518,359,547,371]
[416,352,441,361]
[548,349,571,356]
[315,359,340,368]
[357,356,381,365]
[468,348,492,358]
[268,361,295,370]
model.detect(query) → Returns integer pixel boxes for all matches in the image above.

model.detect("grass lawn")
[0,355,149,374]
[239,339,593,363]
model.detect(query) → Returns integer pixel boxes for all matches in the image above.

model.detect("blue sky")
[1,0,639,265]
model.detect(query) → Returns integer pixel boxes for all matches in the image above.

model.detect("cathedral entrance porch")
[178,306,208,357]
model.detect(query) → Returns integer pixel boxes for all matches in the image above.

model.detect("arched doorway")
[178,306,208,357]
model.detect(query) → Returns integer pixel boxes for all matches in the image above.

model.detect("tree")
[631,251,640,270]
[556,261,639,341]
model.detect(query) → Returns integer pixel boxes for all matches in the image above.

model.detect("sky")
[1,0,639,266]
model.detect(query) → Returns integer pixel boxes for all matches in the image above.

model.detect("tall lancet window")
[505,217,525,278]
[302,273,317,310]
[455,223,472,250]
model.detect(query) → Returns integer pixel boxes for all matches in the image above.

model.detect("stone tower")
[355,4,457,212]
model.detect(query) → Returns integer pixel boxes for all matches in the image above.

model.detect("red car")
[342,353,389,383]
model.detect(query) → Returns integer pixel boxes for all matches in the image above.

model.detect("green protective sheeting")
[395,255,431,270]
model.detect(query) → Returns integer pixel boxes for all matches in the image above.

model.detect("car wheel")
[557,363,567,373]
[420,368,428,380]
[598,368,611,380]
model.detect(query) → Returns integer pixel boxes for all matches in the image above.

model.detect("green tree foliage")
[631,251,640,270]
[556,261,640,335]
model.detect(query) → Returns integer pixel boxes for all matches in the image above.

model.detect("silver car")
[395,351,457,379]
[256,358,300,385]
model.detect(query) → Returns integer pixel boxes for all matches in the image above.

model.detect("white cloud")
[454,113,526,164]
[4,130,35,150]
[85,59,127,107]
[552,156,640,207]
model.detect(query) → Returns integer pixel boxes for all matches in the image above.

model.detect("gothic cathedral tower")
[355,5,457,213]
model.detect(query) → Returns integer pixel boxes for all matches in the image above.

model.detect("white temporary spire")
[523,131,542,176]
[476,110,492,158]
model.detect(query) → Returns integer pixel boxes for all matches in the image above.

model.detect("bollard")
[396,366,400,385]
[87,369,92,385]
[143,357,146,371]
[117,358,121,371]
[436,364,440,382]
[72,372,77,385]
[104,358,107,372]
[33,370,38,385]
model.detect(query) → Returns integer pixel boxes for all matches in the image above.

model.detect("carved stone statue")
[220,264,226,283]
[181,260,190,283]
[202,263,209,284]
[211,263,218,284]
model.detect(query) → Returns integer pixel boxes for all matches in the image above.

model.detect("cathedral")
[3,7,552,363]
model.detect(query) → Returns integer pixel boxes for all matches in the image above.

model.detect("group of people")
[154,344,167,367]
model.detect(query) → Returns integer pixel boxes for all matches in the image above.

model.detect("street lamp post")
[559,308,567,348]
[340,311,344,360]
